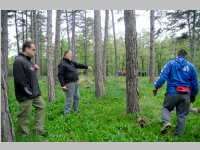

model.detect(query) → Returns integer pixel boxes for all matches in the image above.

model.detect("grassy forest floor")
[8,76,200,142]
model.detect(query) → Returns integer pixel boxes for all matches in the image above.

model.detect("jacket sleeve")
[73,61,88,69]
[13,59,32,95]
[191,65,199,96]
[58,63,65,87]
[154,61,171,89]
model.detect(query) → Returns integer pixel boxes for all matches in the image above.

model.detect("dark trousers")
[162,94,190,135]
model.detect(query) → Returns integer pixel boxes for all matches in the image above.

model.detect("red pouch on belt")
[176,86,190,93]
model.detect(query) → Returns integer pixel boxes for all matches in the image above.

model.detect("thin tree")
[94,10,105,97]
[124,10,140,113]
[71,10,76,60]
[111,10,119,76]
[25,10,28,40]
[54,10,62,82]
[149,10,155,83]
[14,10,20,54]
[21,10,25,43]
[103,10,109,81]
[1,10,16,142]
[65,10,71,49]
[47,10,56,101]
[84,10,89,75]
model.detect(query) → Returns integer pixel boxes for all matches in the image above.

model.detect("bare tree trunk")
[1,10,16,142]
[47,10,56,101]
[124,10,140,113]
[71,10,76,60]
[21,10,25,43]
[84,10,89,75]
[33,10,40,76]
[149,10,155,83]
[111,10,118,77]
[14,10,20,54]
[54,10,62,83]
[25,10,28,40]
[31,10,34,42]
[103,10,109,81]
[94,10,105,98]
[191,10,196,65]
[65,10,71,49]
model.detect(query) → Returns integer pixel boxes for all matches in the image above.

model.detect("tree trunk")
[25,10,28,40]
[54,10,62,83]
[103,10,109,81]
[94,10,105,98]
[149,10,155,83]
[31,10,34,42]
[47,10,56,101]
[84,10,89,75]
[65,11,71,49]
[124,10,140,114]
[111,10,118,77]
[191,10,196,65]
[33,10,40,76]
[21,10,25,43]
[14,10,20,54]
[71,10,76,60]
[1,10,16,142]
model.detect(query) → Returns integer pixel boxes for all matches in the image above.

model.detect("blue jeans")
[162,94,190,135]
[64,82,80,114]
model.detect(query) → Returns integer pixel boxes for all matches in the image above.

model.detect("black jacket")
[13,53,41,101]
[58,58,88,86]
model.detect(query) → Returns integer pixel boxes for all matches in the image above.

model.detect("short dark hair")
[63,50,71,57]
[22,41,34,52]
[177,49,187,57]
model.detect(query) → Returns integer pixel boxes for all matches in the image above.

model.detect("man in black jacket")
[13,41,48,137]
[58,50,92,115]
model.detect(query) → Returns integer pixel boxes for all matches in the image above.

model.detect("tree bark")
[21,10,25,43]
[84,10,89,75]
[14,10,20,54]
[33,10,40,76]
[191,10,196,65]
[65,11,71,49]
[71,10,76,60]
[149,10,155,83]
[25,10,28,40]
[94,10,105,98]
[103,10,109,81]
[111,10,119,77]
[124,10,140,113]
[47,10,56,101]
[54,10,62,83]
[1,10,16,142]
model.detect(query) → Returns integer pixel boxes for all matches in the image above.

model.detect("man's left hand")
[34,64,40,70]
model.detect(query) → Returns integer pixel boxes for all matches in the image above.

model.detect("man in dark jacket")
[13,41,48,137]
[153,50,199,136]
[58,50,92,115]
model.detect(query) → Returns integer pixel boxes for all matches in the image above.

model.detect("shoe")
[160,123,172,134]
[74,110,80,113]
[32,129,49,137]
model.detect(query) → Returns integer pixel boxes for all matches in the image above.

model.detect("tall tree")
[21,10,25,43]
[33,10,40,76]
[94,10,105,97]
[111,10,119,76]
[71,10,77,60]
[124,10,140,113]
[54,10,62,82]
[65,10,71,49]
[149,10,155,83]
[14,10,20,54]
[1,10,16,142]
[25,10,28,40]
[103,10,109,81]
[84,10,89,75]
[47,10,56,101]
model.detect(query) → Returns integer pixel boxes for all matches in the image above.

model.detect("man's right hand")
[62,86,68,92]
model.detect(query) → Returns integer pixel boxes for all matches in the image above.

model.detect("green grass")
[8,76,200,142]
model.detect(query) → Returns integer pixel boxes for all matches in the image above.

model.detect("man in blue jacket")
[153,50,199,136]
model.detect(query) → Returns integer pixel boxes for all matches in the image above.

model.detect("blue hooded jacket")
[154,56,199,96]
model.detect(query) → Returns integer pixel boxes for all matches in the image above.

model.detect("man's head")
[177,49,187,58]
[22,41,36,58]
[64,50,73,61]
